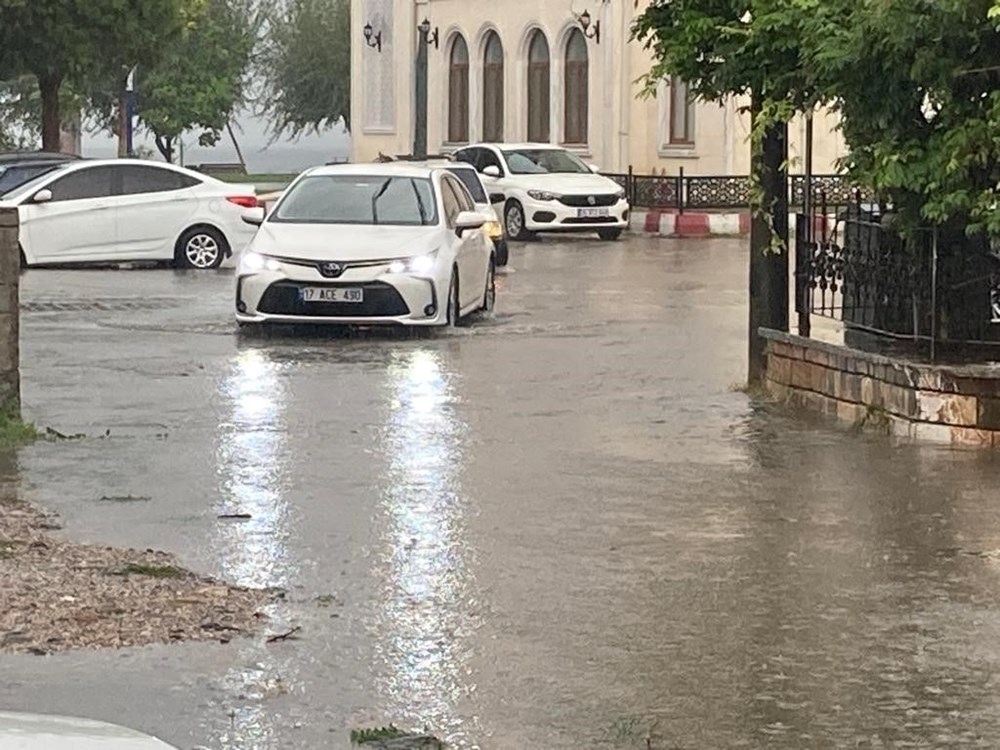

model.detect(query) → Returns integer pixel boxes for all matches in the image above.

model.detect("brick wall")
[761,328,1000,447]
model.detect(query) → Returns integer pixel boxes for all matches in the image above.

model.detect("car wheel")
[176,227,226,269]
[598,228,623,241]
[495,240,509,267]
[504,201,528,241]
[446,270,461,326]
[481,260,496,315]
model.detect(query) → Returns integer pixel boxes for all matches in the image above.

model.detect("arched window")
[563,29,588,145]
[448,35,470,143]
[526,30,550,142]
[482,32,504,142]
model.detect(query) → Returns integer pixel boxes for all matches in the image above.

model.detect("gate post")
[0,208,20,413]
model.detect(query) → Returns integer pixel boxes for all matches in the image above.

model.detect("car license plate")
[300,287,364,303]
[577,207,609,218]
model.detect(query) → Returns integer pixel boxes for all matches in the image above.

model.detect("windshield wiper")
[370,178,392,224]
[410,179,428,224]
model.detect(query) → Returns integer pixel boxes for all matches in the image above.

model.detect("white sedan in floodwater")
[0,711,179,749]
[235,164,497,329]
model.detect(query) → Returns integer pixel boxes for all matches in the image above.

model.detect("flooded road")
[5,236,1000,748]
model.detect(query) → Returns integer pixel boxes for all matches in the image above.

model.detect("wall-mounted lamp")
[363,22,382,52]
[417,18,439,49]
[578,9,600,44]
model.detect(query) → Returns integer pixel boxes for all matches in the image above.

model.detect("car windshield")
[502,148,591,175]
[271,174,438,226]
[445,167,487,203]
[0,164,64,198]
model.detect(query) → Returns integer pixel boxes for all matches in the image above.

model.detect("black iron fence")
[603,168,873,212]
[795,206,1000,360]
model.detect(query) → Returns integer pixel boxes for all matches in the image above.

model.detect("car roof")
[0,151,81,165]
[0,711,177,749]
[304,163,437,179]
[470,143,562,151]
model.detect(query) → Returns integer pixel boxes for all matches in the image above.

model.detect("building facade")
[350,0,846,176]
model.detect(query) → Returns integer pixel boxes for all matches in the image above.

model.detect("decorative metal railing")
[603,169,874,211]
[794,206,1000,359]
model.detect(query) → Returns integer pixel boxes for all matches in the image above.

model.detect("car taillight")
[226,196,258,208]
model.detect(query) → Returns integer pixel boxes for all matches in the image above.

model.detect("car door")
[19,165,117,263]
[115,164,200,259]
[442,175,488,309]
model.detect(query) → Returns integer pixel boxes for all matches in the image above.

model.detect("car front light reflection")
[484,221,503,239]
[240,251,280,272]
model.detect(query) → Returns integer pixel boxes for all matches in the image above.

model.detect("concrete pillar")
[0,208,20,413]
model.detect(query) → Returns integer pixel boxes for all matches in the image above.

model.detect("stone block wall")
[761,328,1000,447]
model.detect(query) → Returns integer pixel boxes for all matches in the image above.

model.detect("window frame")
[447,34,471,144]
[526,30,551,143]
[668,76,695,146]
[562,29,589,146]
[482,31,505,143]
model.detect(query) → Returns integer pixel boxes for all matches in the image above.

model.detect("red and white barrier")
[633,209,838,239]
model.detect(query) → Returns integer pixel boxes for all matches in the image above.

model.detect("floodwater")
[4,236,1000,749]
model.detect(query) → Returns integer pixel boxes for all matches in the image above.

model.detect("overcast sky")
[81,110,352,173]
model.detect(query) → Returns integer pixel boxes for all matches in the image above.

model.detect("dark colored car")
[0,151,82,197]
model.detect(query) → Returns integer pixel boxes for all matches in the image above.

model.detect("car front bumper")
[235,260,449,326]
[521,197,630,232]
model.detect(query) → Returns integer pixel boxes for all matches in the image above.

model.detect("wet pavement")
[5,235,1000,748]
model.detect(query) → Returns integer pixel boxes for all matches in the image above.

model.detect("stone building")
[350,0,847,176]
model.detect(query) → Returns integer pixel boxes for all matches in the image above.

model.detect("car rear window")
[272,175,439,226]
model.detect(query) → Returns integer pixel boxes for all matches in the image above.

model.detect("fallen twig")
[265,626,301,644]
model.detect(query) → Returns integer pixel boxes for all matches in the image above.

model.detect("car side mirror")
[455,210,486,237]
[588,164,601,174]
[241,207,266,226]
[32,188,53,204]
[489,192,505,205]
[482,165,501,178]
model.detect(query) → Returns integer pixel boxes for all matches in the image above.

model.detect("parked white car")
[235,163,497,329]
[0,711,179,749]
[0,159,258,269]
[452,143,630,241]
[385,158,510,266]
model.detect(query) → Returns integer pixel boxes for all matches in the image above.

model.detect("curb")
[630,209,837,238]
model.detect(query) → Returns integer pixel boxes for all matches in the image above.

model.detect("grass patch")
[0,541,19,559]
[0,400,41,449]
[110,562,186,579]
[350,726,444,748]
[217,173,297,185]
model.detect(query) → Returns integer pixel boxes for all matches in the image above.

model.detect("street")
[4,234,1000,749]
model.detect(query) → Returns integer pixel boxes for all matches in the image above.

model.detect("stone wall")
[761,328,1000,447]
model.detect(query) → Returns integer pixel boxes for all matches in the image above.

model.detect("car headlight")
[387,251,438,275]
[240,251,280,272]
[528,190,560,201]
[615,187,626,200]
[484,220,504,239]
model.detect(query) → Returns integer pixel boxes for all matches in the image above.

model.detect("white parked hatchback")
[235,163,497,329]
[0,159,258,269]
[452,143,630,241]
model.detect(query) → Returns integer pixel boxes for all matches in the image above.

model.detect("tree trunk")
[747,95,790,385]
[39,74,63,152]
[155,135,173,163]
[117,77,129,157]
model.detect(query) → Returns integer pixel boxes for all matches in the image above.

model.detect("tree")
[80,0,187,155]
[257,0,351,137]
[0,0,184,151]
[136,0,256,162]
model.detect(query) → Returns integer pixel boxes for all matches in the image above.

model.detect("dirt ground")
[0,492,274,656]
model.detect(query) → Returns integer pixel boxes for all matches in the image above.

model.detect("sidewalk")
[630,208,838,238]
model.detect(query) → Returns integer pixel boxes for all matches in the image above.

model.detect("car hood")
[508,173,622,195]
[249,222,444,261]
[0,712,177,749]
